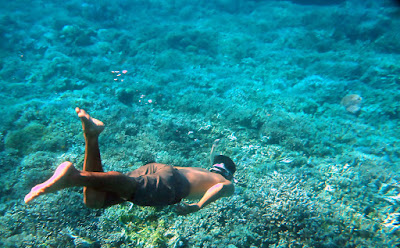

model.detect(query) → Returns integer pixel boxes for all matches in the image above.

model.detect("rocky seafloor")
[1,0,400,247]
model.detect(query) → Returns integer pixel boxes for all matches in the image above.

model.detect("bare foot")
[24,162,79,204]
[75,107,105,137]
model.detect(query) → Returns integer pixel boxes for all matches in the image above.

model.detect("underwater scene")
[1,0,400,247]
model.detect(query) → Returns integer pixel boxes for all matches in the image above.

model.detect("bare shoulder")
[175,167,220,179]
[174,166,208,172]
[175,166,230,184]
[175,166,233,199]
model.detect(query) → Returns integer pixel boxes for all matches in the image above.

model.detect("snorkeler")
[24,108,235,214]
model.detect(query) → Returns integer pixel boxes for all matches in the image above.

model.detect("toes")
[75,107,88,118]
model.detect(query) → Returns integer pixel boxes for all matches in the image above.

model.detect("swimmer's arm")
[177,181,234,214]
[196,181,234,209]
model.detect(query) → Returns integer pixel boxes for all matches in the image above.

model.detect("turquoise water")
[1,0,400,247]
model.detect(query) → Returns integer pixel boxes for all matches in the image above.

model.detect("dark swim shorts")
[126,163,190,206]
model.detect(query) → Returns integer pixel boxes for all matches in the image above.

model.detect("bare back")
[175,167,231,199]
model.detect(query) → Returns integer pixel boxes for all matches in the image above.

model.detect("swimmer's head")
[209,155,236,180]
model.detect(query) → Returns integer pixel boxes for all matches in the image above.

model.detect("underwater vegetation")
[1,0,400,247]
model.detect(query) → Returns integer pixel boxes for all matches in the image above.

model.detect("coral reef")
[1,0,400,247]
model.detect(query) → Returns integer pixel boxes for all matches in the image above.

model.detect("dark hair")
[212,155,236,176]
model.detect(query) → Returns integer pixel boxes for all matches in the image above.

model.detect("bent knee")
[84,188,106,209]
[84,199,104,209]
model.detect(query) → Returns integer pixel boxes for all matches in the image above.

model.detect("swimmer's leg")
[24,162,77,204]
[24,162,136,207]
[75,107,107,208]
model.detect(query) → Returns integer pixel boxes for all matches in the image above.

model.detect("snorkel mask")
[210,163,234,180]
[209,155,236,181]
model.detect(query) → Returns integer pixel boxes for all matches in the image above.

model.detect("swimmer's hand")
[175,202,200,215]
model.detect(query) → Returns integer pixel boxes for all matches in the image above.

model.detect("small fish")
[340,94,362,114]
